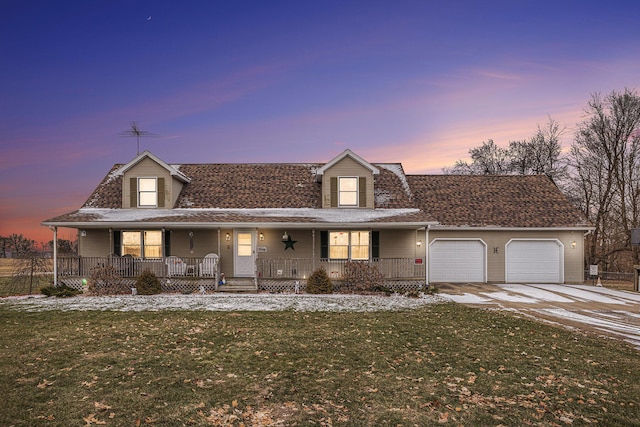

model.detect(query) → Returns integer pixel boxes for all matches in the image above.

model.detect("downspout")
[49,226,58,287]
[425,225,430,288]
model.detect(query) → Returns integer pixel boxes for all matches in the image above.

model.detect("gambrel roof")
[43,154,590,229]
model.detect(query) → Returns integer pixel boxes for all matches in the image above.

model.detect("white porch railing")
[257,258,425,280]
[56,256,209,279]
[56,257,425,280]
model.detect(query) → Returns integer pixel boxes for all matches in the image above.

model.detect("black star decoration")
[282,235,298,250]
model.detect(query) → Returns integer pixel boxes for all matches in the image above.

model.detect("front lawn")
[1,304,638,426]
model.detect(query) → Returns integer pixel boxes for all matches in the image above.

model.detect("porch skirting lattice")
[60,278,425,294]
[259,279,426,293]
[60,278,218,294]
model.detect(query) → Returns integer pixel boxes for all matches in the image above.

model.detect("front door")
[234,230,255,277]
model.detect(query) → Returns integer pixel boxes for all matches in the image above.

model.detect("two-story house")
[42,149,591,292]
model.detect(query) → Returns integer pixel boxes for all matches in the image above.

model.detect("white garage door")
[506,240,563,283]
[429,239,486,283]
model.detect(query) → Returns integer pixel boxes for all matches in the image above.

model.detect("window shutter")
[359,177,366,207]
[157,177,165,208]
[330,177,338,207]
[164,231,171,257]
[113,231,121,256]
[320,231,328,259]
[130,178,137,207]
[372,231,380,260]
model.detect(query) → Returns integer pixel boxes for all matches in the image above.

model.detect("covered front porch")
[54,255,427,293]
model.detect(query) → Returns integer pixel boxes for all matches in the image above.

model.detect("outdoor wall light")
[259,232,265,241]
[571,241,577,249]
[282,231,289,241]
[80,230,87,237]
[416,240,422,247]
[225,233,231,241]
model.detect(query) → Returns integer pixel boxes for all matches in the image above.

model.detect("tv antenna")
[119,121,158,155]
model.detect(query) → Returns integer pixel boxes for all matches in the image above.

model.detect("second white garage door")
[505,239,563,283]
[429,239,486,283]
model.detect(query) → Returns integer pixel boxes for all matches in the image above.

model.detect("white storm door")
[234,230,256,277]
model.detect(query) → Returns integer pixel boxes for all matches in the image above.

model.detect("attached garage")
[429,239,486,283]
[505,239,564,283]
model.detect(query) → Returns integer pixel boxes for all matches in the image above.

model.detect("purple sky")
[2,1,640,243]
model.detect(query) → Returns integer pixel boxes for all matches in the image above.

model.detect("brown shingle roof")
[175,164,322,209]
[44,160,589,229]
[407,174,589,228]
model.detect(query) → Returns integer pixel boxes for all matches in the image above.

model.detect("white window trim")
[122,230,162,259]
[338,176,359,207]
[328,230,370,260]
[138,177,158,208]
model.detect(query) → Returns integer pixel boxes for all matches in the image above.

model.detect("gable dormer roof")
[112,150,191,183]
[315,149,380,182]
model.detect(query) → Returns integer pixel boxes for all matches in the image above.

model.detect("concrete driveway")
[437,283,640,350]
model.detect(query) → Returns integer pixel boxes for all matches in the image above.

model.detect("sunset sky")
[2,0,640,243]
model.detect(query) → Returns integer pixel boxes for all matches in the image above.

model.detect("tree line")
[0,234,76,258]
[445,88,640,272]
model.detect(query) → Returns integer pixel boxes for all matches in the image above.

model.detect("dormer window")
[130,177,165,208]
[330,176,367,207]
[138,178,157,207]
[339,177,358,206]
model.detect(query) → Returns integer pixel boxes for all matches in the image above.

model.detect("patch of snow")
[374,189,392,207]
[526,284,628,305]
[499,284,574,303]
[571,285,640,303]
[0,293,441,313]
[75,207,421,223]
[480,291,539,304]
[532,308,640,349]
[378,164,412,199]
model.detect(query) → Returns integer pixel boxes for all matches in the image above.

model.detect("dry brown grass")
[599,279,636,291]
[1,305,639,426]
[0,259,16,277]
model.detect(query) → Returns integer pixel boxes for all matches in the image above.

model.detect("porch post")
[49,226,58,287]
[425,225,430,288]
[312,229,316,271]
[254,228,259,288]
[217,228,221,258]
[161,228,166,278]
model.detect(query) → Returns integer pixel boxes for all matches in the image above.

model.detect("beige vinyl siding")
[168,230,219,259]
[122,157,173,208]
[379,229,421,259]
[77,230,113,257]
[322,157,374,208]
[256,229,314,260]
[428,230,584,283]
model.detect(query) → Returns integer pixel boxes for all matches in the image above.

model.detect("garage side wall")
[428,230,584,283]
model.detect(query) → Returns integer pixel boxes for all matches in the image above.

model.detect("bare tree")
[2,234,36,257]
[444,139,510,174]
[47,239,77,255]
[567,89,640,268]
[444,117,565,182]
[10,252,52,295]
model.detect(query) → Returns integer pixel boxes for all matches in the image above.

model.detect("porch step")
[217,279,257,293]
